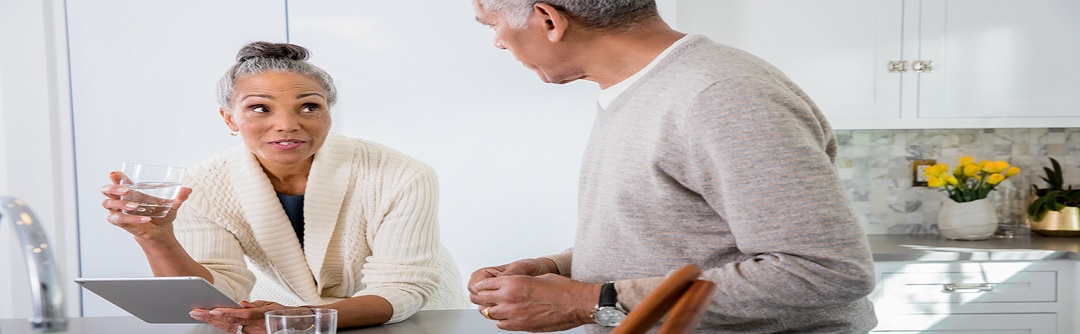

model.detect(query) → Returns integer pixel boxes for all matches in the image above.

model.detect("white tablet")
[75,276,243,323]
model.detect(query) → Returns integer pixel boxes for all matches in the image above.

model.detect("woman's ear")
[533,3,569,42]
[220,108,238,132]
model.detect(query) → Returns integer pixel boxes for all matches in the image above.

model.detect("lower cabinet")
[874,314,1055,333]
[870,261,1074,333]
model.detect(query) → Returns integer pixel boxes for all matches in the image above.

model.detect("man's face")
[473,1,582,84]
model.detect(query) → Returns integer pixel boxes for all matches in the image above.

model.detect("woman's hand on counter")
[190,300,288,334]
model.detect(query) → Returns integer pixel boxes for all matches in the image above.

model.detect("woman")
[101,41,466,333]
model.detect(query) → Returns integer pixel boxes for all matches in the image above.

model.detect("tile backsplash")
[834,128,1080,235]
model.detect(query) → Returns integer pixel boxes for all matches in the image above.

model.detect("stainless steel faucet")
[0,196,68,332]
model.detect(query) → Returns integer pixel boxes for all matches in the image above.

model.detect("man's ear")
[533,3,568,42]
[220,108,238,132]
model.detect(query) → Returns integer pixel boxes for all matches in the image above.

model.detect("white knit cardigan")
[173,133,466,323]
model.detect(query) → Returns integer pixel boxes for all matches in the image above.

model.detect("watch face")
[594,307,626,327]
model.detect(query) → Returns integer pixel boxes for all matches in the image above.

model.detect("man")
[468,1,878,333]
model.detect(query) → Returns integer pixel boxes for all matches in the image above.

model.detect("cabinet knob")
[941,283,993,293]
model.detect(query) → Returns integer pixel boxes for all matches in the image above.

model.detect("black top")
[276,193,305,249]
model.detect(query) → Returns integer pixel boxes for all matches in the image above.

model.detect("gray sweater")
[549,36,877,333]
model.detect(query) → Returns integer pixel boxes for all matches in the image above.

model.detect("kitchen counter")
[868,234,1080,262]
[6,236,1077,333]
[0,310,585,334]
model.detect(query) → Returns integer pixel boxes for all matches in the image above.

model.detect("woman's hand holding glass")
[100,170,192,241]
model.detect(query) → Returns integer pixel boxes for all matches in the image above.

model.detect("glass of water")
[119,162,186,218]
[265,308,337,334]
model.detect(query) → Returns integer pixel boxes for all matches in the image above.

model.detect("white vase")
[937,198,998,240]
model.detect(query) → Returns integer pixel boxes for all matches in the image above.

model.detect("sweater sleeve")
[353,164,442,324]
[618,77,876,319]
[543,248,574,277]
[174,176,256,301]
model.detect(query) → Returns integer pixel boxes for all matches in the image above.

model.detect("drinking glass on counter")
[993,178,1029,238]
[266,308,338,334]
[119,162,186,218]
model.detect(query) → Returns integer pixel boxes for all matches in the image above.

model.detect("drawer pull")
[941,283,994,293]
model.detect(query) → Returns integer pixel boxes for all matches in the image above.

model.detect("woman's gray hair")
[478,0,657,30]
[216,41,337,109]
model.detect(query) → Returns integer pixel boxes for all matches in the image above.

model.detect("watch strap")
[598,282,618,307]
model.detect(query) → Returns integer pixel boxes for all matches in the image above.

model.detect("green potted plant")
[1026,157,1080,237]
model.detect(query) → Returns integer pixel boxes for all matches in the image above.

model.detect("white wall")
[0,35,13,319]
[0,0,80,319]
[65,0,288,316]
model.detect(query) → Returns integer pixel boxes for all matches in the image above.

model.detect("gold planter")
[1028,206,1080,237]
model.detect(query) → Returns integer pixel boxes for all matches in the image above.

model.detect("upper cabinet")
[675,0,1080,129]
[917,0,1080,122]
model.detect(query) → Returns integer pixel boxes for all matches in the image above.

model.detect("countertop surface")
[5,236,1079,333]
[867,234,1080,261]
[0,310,585,334]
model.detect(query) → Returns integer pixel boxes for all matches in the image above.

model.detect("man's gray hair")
[479,0,657,30]
[217,41,337,109]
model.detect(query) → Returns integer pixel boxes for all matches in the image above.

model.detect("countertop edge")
[868,235,1080,262]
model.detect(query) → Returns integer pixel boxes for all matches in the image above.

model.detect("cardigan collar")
[227,133,352,300]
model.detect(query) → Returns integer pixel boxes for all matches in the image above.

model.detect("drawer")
[878,270,1056,304]
[873,313,1056,333]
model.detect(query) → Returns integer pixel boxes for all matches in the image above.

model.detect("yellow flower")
[925,163,948,177]
[983,160,1009,173]
[963,165,982,177]
[959,156,975,166]
[930,156,1020,203]
[944,175,958,186]
[927,176,945,188]
[1004,166,1020,177]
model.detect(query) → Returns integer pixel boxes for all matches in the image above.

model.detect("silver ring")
[235,324,244,334]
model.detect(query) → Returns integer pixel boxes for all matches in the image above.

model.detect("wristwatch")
[592,282,627,327]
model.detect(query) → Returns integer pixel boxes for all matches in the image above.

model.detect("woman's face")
[221,71,332,173]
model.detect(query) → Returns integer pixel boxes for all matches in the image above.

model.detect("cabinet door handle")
[941,283,993,293]
[912,60,934,73]
[888,60,908,73]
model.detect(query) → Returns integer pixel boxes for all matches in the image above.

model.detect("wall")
[836,128,1078,235]
[65,0,289,316]
[0,0,80,319]
[0,39,12,319]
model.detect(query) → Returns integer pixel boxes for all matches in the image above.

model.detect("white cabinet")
[875,314,1056,334]
[1074,261,1080,332]
[870,261,1074,333]
[675,0,1080,129]
[65,0,286,317]
[675,0,904,123]
[917,0,1080,121]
